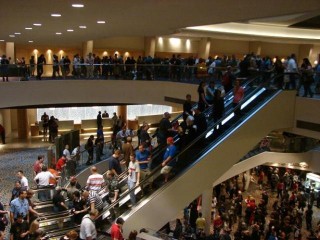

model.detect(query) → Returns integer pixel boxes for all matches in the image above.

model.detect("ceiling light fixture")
[14,32,21,35]
[25,27,33,30]
[79,25,86,29]
[56,32,62,35]
[72,4,84,8]
[97,21,105,24]
[33,23,42,26]
[0,40,4,42]
[51,13,61,17]
[67,29,74,32]
[9,35,15,37]
[28,40,34,43]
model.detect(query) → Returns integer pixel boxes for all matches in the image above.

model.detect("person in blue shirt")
[135,144,152,192]
[161,137,177,183]
[10,189,29,223]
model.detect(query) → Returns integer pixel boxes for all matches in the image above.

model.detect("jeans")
[128,180,136,204]
[38,189,50,201]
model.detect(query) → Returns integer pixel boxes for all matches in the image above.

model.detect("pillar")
[248,41,262,56]
[117,105,127,126]
[82,40,93,57]
[198,38,211,59]
[201,188,212,236]
[6,42,15,63]
[17,109,29,139]
[144,37,156,57]
[298,44,313,65]
[0,109,12,137]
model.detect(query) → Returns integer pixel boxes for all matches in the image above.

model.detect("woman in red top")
[111,217,125,240]
[233,79,244,115]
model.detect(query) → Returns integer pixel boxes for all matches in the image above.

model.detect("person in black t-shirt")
[52,187,68,212]
[183,94,193,121]
[10,214,29,240]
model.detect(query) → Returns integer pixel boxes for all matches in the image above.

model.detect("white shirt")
[71,147,79,156]
[34,171,54,186]
[63,148,71,160]
[80,215,97,239]
[128,161,140,183]
[86,173,105,192]
[287,58,297,72]
[20,176,29,189]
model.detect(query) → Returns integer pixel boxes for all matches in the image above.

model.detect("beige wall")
[94,37,145,50]
[259,42,299,58]
[0,43,5,56]
[155,37,199,54]
[210,39,249,57]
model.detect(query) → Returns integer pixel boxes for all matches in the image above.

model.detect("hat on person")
[167,137,174,144]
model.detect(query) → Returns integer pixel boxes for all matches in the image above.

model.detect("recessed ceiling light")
[79,25,86,29]
[51,13,61,17]
[33,23,42,26]
[28,40,34,43]
[97,21,105,24]
[0,40,4,42]
[67,29,74,32]
[56,32,62,35]
[9,35,15,38]
[25,27,33,30]
[14,32,21,35]
[72,4,84,8]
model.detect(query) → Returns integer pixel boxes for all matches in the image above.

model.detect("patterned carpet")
[0,147,47,239]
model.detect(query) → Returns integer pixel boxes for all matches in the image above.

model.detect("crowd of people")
[0,52,320,239]
[0,51,319,95]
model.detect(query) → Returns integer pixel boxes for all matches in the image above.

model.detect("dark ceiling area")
[290,15,320,29]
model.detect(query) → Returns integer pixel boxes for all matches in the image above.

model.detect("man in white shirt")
[34,165,55,201]
[127,154,140,207]
[71,145,80,161]
[80,209,98,240]
[17,170,29,190]
[86,166,105,192]
[63,144,71,160]
[286,53,298,90]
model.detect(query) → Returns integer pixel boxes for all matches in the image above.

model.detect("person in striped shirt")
[82,190,105,212]
[86,166,105,192]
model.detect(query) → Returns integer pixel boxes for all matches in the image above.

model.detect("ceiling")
[1,0,320,47]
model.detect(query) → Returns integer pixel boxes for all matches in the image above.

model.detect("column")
[0,109,12,137]
[298,44,313,65]
[17,109,29,139]
[6,42,15,63]
[198,38,211,59]
[82,40,93,57]
[144,37,156,57]
[248,41,262,56]
[117,105,127,127]
[201,188,212,236]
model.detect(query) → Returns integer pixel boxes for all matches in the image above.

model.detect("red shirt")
[33,160,42,174]
[111,224,123,240]
[56,158,65,171]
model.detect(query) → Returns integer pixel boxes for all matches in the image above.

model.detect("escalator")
[102,85,296,236]
[41,74,289,238]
